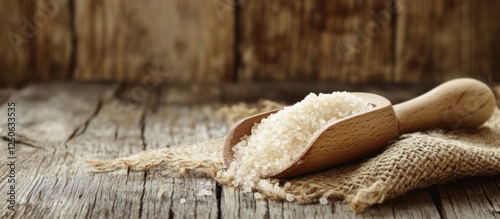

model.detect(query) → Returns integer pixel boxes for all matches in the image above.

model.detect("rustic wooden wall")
[237,0,394,82]
[396,0,500,83]
[1,0,499,87]
[74,0,234,82]
[0,0,72,86]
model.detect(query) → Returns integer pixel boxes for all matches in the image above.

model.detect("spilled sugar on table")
[0,82,499,219]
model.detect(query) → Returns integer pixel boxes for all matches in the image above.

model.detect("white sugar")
[220,92,372,196]
[319,197,328,205]
[285,194,295,202]
[254,192,263,199]
[197,189,213,197]
[180,198,186,204]
[284,182,291,188]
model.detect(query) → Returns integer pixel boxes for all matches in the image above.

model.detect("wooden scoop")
[223,78,497,178]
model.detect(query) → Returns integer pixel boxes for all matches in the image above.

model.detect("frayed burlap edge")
[87,138,225,177]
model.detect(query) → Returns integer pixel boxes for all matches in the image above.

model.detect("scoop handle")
[393,78,496,134]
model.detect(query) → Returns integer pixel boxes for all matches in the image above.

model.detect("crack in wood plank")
[66,99,104,143]
[437,176,500,218]
[139,171,148,219]
[429,186,445,219]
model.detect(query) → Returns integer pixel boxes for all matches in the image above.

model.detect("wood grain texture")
[237,0,395,82]
[221,178,441,218]
[435,176,500,219]
[0,0,34,87]
[394,78,497,134]
[74,0,234,83]
[358,190,441,219]
[2,1,500,85]
[396,0,500,83]
[0,0,72,87]
[0,83,117,218]
[32,0,73,83]
[0,82,114,144]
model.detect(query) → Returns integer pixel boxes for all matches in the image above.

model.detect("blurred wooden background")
[1,0,499,87]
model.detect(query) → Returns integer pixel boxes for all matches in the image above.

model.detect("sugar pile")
[219,92,373,195]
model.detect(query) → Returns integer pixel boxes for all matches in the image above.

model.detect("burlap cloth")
[87,103,500,212]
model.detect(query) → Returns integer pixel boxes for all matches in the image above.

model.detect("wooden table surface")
[0,82,499,219]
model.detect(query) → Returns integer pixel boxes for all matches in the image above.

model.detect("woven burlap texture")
[87,107,500,212]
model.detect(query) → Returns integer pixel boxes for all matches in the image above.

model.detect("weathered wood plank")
[222,183,440,218]
[435,176,500,219]
[74,0,234,82]
[238,0,395,82]
[221,188,269,218]
[141,85,226,218]
[0,83,117,218]
[395,0,500,83]
[357,190,441,219]
[59,85,149,218]
[267,198,338,219]
[0,82,113,144]
[0,0,72,87]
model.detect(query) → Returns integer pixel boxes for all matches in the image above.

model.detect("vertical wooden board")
[238,0,394,82]
[436,176,500,219]
[0,1,34,87]
[395,0,500,83]
[74,0,234,83]
[32,0,73,82]
[0,0,72,87]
